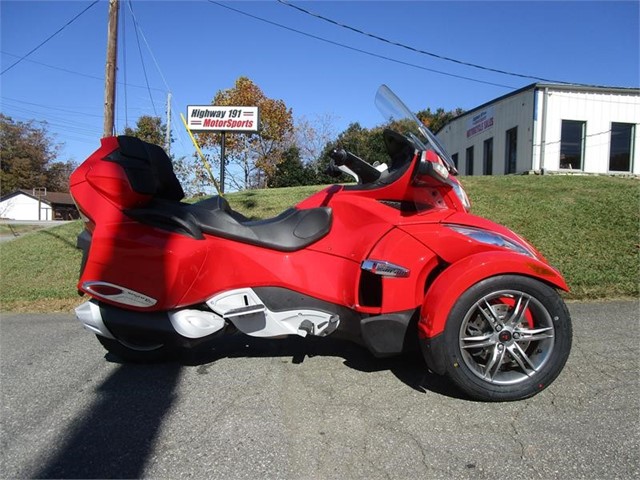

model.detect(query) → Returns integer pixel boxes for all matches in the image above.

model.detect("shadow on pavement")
[184,333,465,400]
[35,362,182,479]
[34,334,462,477]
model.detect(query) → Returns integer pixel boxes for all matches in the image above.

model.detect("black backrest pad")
[107,136,184,201]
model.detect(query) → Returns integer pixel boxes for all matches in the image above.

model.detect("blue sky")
[1,0,639,171]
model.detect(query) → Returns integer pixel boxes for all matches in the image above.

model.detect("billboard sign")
[466,107,494,138]
[187,106,259,132]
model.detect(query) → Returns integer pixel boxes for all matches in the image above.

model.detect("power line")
[2,109,102,137]
[1,1,100,76]
[127,0,157,116]
[277,0,573,85]
[0,51,165,92]
[1,97,103,117]
[124,3,171,93]
[1,98,167,136]
[208,1,517,90]
[1,104,102,129]
[533,126,640,148]
[1,50,104,80]
[119,3,191,155]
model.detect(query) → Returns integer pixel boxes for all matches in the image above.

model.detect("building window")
[609,123,634,172]
[466,146,474,175]
[483,138,493,175]
[452,153,459,169]
[505,127,517,174]
[560,120,585,170]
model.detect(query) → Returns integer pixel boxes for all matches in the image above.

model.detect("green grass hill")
[1,175,637,312]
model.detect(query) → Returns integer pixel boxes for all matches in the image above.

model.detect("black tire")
[442,275,572,402]
[96,335,172,363]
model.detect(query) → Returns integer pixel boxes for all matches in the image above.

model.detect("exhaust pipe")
[75,301,116,339]
[75,300,225,342]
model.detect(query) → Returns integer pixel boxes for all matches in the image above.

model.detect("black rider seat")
[110,135,332,251]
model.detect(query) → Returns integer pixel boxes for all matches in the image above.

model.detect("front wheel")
[442,275,572,402]
[96,335,172,363]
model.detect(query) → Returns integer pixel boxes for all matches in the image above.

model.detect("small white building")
[0,189,78,221]
[436,83,640,175]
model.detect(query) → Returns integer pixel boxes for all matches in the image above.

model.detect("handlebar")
[329,148,381,184]
[329,148,348,166]
[324,161,343,178]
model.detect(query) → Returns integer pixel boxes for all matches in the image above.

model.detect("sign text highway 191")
[187,106,260,132]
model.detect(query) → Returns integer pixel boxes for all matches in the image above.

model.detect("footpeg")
[317,315,340,337]
[207,288,341,338]
[298,320,314,336]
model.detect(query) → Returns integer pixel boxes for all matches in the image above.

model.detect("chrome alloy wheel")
[458,290,555,386]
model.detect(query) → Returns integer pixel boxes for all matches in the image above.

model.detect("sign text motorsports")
[187,106,260,133]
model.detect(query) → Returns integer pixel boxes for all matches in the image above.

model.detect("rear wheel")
[442,275,572,401]
[96,335,172,363]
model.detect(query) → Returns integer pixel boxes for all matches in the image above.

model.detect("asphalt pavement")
[1,300,638,479]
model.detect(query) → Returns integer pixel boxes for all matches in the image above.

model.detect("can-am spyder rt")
[71,85,572,401]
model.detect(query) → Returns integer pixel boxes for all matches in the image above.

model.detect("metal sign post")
[179,113,223,196]
[186,105,260,195]
[220,132,226,194]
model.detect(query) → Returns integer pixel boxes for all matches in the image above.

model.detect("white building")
[0,189,78,221]
[436,83,640,175]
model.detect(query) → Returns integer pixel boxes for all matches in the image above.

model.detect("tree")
[123,115,168,147]
[196,77,294,190]
[267,146,315,188]
[417,107,465,134]
[295,113,338,164]
[0,114,73,192]
[313,122,389,184]
[310,105,465,185]
[334,122,388,166]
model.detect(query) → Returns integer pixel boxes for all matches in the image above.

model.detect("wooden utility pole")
[103,0,119,137]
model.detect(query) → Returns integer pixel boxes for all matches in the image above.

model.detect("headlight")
[451,182,471,211]
[446,225,536,258]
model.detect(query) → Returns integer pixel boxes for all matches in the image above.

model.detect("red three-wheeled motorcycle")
[70,85,572,401]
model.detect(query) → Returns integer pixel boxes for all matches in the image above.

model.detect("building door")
[609,123,634,172]
[505,127,517,174]
[483,138,493,175]
[466,146,474,176]
[560,120,586,170]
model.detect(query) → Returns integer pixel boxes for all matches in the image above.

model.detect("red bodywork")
[70,136,568,340]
